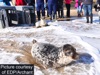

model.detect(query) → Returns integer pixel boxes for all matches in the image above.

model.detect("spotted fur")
[31,39,79,69]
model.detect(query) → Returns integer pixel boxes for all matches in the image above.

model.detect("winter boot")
[86,16,89,23]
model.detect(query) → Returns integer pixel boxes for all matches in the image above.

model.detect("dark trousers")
[48,3,57,16]
[36,3,45,20]
[57,4,64,18]
[65,4,71,17]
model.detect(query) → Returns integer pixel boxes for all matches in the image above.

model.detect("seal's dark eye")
[68,52,71,54]
[65,51,72,56]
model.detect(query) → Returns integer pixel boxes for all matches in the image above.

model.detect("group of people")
[0,0,100,24]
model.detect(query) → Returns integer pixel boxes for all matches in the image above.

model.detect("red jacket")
[16,0,26,5]
[65,0,71,4]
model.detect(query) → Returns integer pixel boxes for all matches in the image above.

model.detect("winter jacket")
[64,0,71,4]
[24,0,35,5]
[81,0,93,5]
[16,0,26,5]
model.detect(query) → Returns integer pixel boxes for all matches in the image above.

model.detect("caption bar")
[0,64,34,75]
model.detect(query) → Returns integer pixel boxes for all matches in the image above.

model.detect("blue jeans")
[83,4,92,16]
[36,3,45,16]
[48,3,57,16]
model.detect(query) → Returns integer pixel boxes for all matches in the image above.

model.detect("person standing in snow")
[46,0,49,17]
[64,0,72,19]
[35,0,46,21]
[57,0,64,18]
[47,0,57,21]
[74,0,83,17]
[81,0,93,23]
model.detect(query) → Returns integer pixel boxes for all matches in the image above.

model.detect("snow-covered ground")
[0,16,100,75]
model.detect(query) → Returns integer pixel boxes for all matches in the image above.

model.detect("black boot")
[90,14,93,23]
[86,16,89,23]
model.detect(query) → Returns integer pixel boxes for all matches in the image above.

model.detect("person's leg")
[58,10,60,18]
[46,4,49,17]
[61,4,64,18]
[77,7,80,17]
[36,3,41,21]
[41,3,45,19]
[53,3,57,20]
[81,5,83,16]
[78,6,82,17]
[83,5,89,23]
[65,4,71,18]
[88,4,93,23]
[48,3,53,20]
[57,5,60,18]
